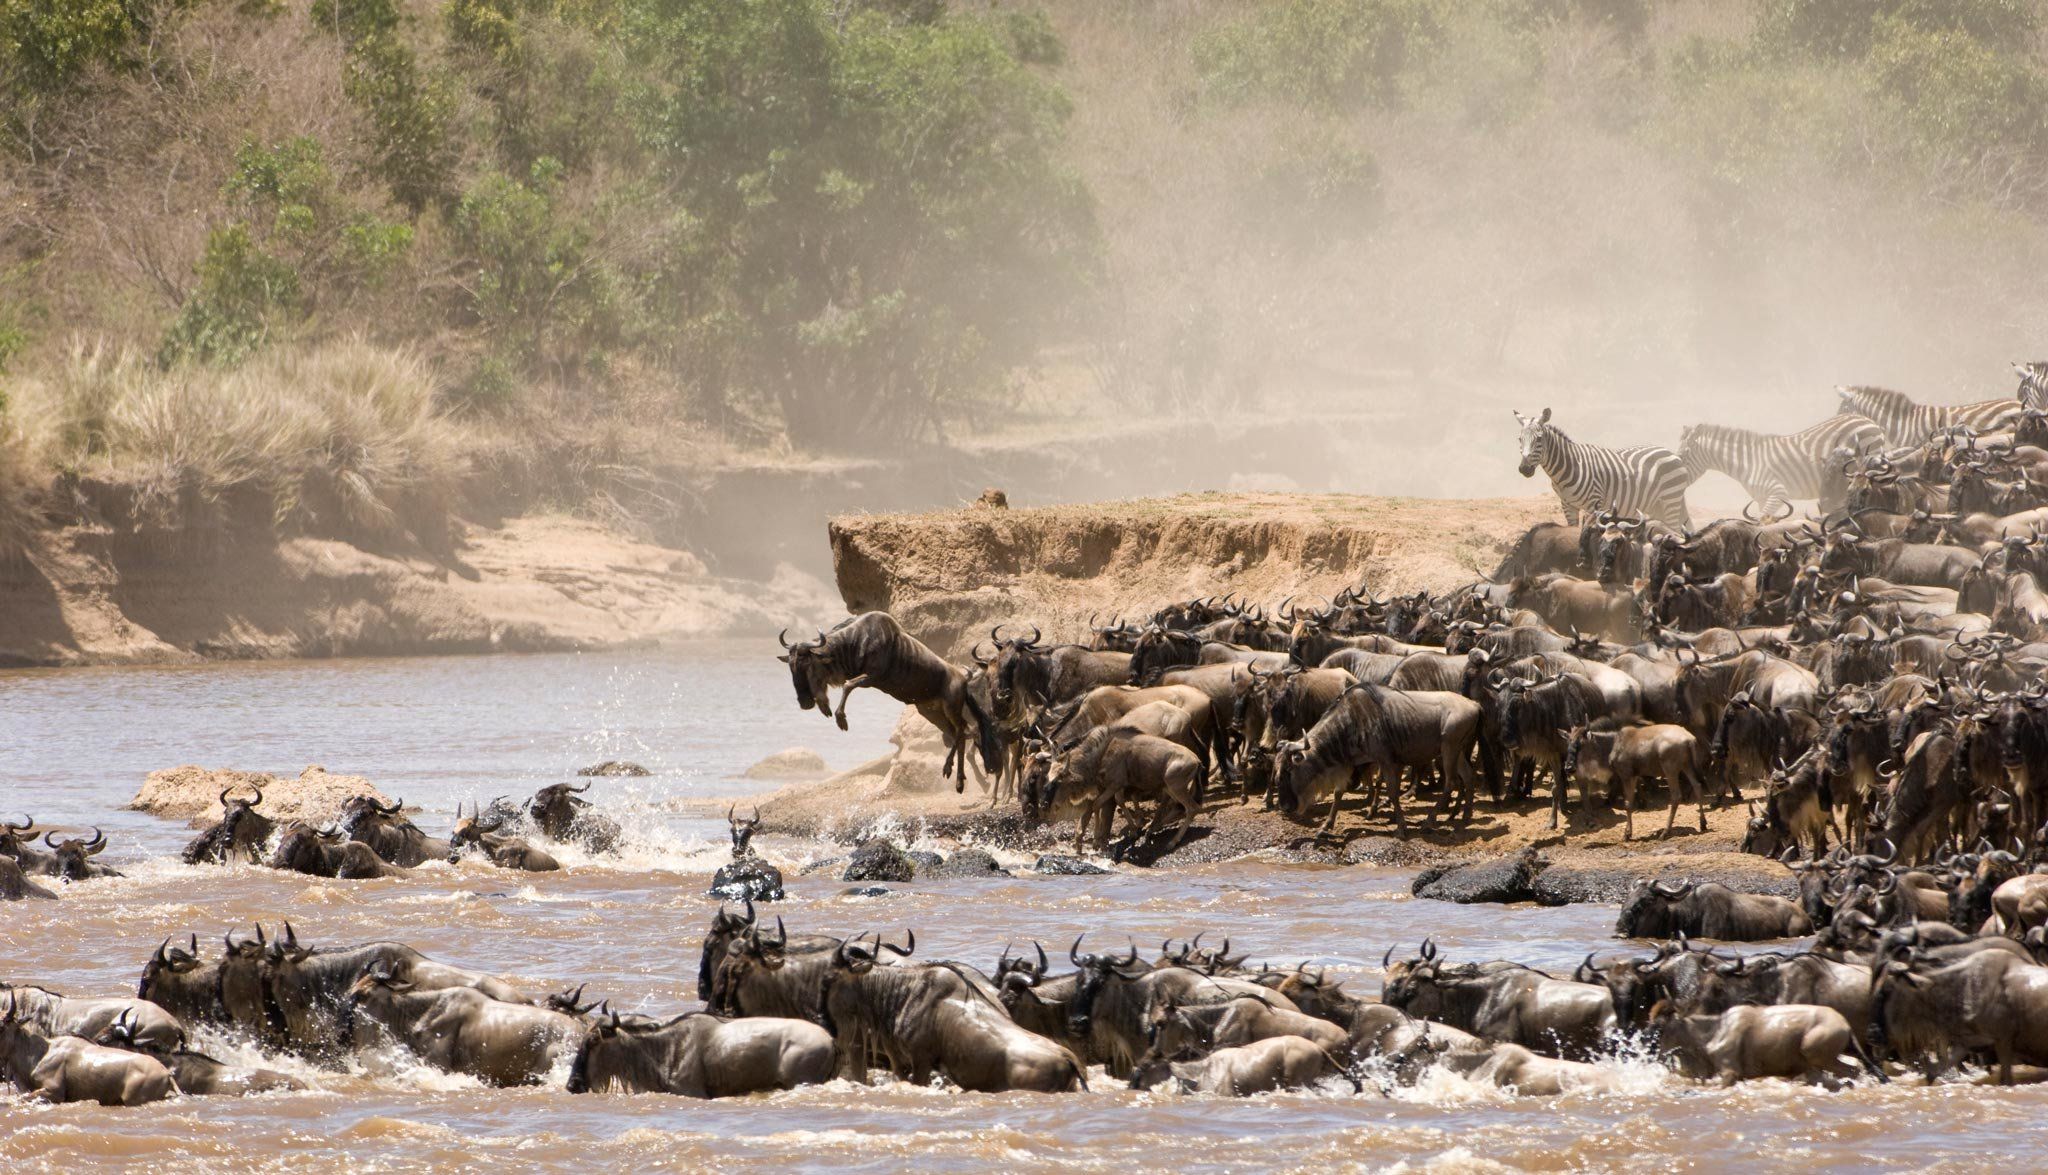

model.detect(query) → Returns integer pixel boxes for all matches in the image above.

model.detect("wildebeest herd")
[20,374,2048,1109]
[783,375,2048,879]
[22,880,2048,1109]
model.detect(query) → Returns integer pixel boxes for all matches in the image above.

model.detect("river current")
[0,644,2036,1172]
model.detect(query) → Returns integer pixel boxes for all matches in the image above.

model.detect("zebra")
[1513,407,1691,529]
[1835,385,2023,448]
[2014,362,2048,410]
[1677,414,1885,515]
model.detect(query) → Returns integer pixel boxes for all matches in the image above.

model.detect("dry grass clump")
[11,337,465,540]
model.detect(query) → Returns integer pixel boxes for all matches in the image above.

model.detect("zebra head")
[2015,362,2048,409]
[1513,407,1552,477]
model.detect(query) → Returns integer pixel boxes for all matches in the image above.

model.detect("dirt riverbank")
[830,492,1556,658]
[0,512,838,667]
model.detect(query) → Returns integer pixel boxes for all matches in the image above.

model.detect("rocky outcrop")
[828,492,1554,658]
[128,765,392,826]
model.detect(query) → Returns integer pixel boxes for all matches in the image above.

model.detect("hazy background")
[3,0,2046,551]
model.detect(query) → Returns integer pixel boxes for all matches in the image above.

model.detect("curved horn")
[778,627,793,650]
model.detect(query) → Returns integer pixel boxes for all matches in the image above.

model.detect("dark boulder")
[927,848,1010,878]
[709,855,785,902]
[1412,847,1548,905]
[1032,854,1110,876]
[840,885,895,898]
[842,841,916,883]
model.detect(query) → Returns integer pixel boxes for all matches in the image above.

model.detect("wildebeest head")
[1065,934,1146,1039]
[44,827,116,881]
[697,898,758,998]
[136,934,203,1001]
[987,625,1047,707]
[1514,407,1553,478]
[1615,879,1696,938]
[449,800,507,854]
[993,941,1050,995]
[338,794,407,840]
[184,786,275,866]
[727,805,761,857]
[777,627,834,714]
[0,814,38,858]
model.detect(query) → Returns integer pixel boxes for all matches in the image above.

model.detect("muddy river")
[0,644,2038,1171]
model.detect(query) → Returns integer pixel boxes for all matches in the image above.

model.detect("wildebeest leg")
[834,675,871,732]
[1320,768,1359,837]
[1619,769,1638,841]
[1380,766,1407,838]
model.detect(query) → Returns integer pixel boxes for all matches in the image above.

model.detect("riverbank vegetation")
[4,0,2047,550]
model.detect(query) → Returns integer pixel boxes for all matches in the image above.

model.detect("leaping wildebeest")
[781,612,1003,789]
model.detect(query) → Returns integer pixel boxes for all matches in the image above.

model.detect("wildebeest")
[337,795,453,868]
[263,922,529,1055]
[449,801,560,872]
[1379,942,1616,1060]
[269,821,400,879]
[42,828,121,880]
[1564,721,1710,840]
[0,982,185,1051]
[182,787,277,865]
[1421,1040,1628,1095]
[0,995,174,1106]
[94,1009,305,1095]
[566,1008,836,1096]
[1044,727,1203,854]
[1128,1034,1357,1095]
[346,968,580,1086]
[526,782,623,854]
[1275,683,1483,836]
[1650,1002,1877,1085]
[0,857,55,901]
[780,612,1003,789]
[1870,947,2048,1084]
[1614,880,1813,941]
[1065,938,1298,1079]
[710,806,784,902]
[1142,995,1348,1061]
[703,911,849,1021]
[819,935,1085,1092]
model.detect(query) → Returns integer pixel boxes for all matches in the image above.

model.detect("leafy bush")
[0,0,140,91]
[1757,0,2038,59]
[1868,19,2048,197]
[1192,0,1443,111]
[621,0,1096,446]
[159,225,302,367]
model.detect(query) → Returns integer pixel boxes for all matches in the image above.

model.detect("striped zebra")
[1513,408,1692,529]
[2015,362,2048,410]
[1835,385,2023,448]
[1677,415,1885,515]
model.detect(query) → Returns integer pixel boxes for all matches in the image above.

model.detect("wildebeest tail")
[1847,1029,1890,1084]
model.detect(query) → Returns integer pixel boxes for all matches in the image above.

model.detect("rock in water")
[842,841,916,883]
[1412,847,1548,905]
[1032,854,1110,876]
[841,885,894,898]
[710,856,785,902]
[578,760,651,777]
[742,749,830,780]
[927,848,1009,878]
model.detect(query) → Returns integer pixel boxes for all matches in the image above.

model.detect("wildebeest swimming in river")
[780,611,1002,789]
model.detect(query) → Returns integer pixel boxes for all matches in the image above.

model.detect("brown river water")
[0,642,2037,1172]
